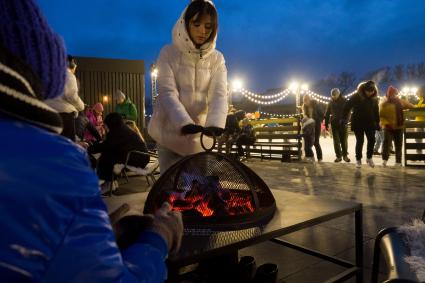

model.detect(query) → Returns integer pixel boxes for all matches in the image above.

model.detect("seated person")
[218,109,245,154]
[85,102,106,142]
[75,108,102,145]
[89,112,150,192]
[236,118,256,157]
[0,0,182,281]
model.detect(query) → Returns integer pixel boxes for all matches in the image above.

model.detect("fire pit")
[143,152,276,230]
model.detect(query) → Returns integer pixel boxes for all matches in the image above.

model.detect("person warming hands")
[149,0,228,172]
[0,0,183,282]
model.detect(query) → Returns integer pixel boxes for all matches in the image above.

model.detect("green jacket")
[115,97,137,121]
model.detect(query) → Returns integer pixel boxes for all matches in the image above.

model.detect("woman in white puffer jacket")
[148,0,228,172]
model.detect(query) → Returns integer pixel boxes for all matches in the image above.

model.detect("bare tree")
[407,64,417,79]
[394,64,404,81]
[337,72,356,94]
[417,62,425,78]
[381,67,392,84]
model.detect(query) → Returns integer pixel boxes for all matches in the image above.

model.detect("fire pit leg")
[197,251,238,281]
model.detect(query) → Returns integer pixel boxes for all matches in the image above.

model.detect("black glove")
[181,124,204,135]
[204,126,224,137]
[339,119,347,128]
[376,125,381,131]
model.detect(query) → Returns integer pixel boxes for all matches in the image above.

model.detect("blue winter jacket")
[0,118,168,283]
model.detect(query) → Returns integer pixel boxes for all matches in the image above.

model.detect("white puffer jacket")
[44,69,84,114]
[148,3,228,156]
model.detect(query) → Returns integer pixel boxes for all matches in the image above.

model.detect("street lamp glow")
[301,83,309,91]
[289,82,299,92]
[231,79,243,91]
[411,87,418,94]
[402,87,410,94]
[151,68,158,78]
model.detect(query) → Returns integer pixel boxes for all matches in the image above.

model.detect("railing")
[249,116,302,161]
[403,109,425,166]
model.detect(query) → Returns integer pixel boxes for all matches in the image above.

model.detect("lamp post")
[401,86,418,96]
[401,86,418,103]
[289,81,309,115]
[230,78,243,107]
[150,63,158,106]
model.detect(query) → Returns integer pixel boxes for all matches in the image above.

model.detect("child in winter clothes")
[85,102,105,142]
[379,86,414,167]
[302,116,316,161]
[148,0,228,172]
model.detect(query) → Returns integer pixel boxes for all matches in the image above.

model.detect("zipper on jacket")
[194,60,198,92]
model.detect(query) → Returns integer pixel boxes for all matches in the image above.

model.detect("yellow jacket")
[416,98,425,121]
[380,99,413,129]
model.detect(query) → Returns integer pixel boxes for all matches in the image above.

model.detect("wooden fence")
[75,56,146,129]
[404,109,425,166]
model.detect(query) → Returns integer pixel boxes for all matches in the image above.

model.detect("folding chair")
[101,151,159,197]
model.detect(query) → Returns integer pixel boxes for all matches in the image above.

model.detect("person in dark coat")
[89,112,150,185]
[302,94,325,162]
[236,118,256,157]
[325,88,351,163]
[342,80,380,168]
[218,108,244,154]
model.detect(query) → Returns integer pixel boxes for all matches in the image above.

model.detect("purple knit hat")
[0,0,66,99]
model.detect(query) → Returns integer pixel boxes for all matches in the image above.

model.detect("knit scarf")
[387,94,404,127]
[0,58,63,133]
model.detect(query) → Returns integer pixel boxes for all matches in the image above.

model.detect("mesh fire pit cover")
[143,152,276,230]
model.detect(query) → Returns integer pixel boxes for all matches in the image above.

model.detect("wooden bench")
[249,117,302,161]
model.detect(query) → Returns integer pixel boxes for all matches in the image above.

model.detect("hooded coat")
[44,69,84,114]
[343,91,380,131]
[115,95,138,122]
[148,2,228,156]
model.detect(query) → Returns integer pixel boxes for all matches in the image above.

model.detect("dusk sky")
[38,0,425,93]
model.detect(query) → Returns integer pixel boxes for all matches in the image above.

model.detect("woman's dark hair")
[104,112,125,132]
[357,80,378,97]
[67,55,77,69]
[184,0,218,46]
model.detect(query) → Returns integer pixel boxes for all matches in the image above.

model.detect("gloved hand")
[111,202,183,254]
[148,202,183,255]
[339,119,347,128]
[204,126,224,137]
[181,124,204,135]
[376,124,382,131]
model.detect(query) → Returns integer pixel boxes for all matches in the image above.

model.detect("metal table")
[145,190,363,282]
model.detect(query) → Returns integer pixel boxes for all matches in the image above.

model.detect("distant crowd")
[301,81,425,168]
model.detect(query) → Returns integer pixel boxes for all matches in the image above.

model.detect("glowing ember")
[167,177,254,217]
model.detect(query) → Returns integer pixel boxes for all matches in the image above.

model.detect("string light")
[259,111,297,118]
[236,86,357,106]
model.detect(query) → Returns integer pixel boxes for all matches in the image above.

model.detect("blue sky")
[38,0,425,93]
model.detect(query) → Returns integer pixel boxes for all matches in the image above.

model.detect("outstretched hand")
[149,202,183,254]
[181,124,204,135]
[111,202,183,254]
